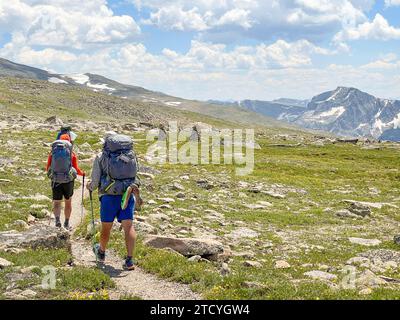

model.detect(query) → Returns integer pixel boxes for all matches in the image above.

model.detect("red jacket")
[46,152,85,176]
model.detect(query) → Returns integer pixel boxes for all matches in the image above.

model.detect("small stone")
[159,198,175,204]
[176,192,186,199]
[20,289,37,298]
[220,263,231,276]
[275,260,291,269]
[394,235,400,245]
[171,182,185,191]
[188,255,202,262]
[359,288,373,295]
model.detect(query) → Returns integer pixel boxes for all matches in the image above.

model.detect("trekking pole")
[89,190,98,264]
[81,175,85,223]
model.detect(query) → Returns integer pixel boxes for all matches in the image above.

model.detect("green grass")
[1,78,400,299]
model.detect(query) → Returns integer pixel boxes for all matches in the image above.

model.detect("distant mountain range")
[1,57,400,141]
[210,87,400,141]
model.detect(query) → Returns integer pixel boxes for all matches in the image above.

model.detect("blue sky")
[0,0,399,100]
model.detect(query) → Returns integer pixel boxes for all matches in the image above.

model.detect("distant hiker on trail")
[46,134,85,229]
[56,125,77,143]
[87,132,142,271]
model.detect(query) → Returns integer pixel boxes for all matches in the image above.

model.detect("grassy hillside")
[1,77,400,300]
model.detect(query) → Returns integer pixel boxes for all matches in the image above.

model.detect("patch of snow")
[164,101,182,106]
[48,77,67,84]
[66,74,89,85]
[327,88,342,101]
[86,82,116,91]
[317,106,346,118]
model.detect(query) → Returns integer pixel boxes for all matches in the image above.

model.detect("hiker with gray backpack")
[87,132,142,270]
[46,134,85,229]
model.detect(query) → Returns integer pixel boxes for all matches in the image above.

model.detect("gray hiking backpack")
[100,134,138,195]
[48,140,77,184]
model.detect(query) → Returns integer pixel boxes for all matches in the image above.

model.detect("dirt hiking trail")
[69,179,201,300]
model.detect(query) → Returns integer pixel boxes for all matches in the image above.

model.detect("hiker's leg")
[64,198,72,220]
[100,222,113,252]
[53,200,62,219]
[121,219,136,258]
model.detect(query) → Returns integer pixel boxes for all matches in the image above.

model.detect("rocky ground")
[1,98,400,300]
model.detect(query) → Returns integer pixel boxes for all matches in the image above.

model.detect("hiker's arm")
[46,154,52,172]
[72,153,85,176]
[88,155,101,191]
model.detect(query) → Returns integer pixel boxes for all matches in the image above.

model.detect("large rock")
[0,224,70,250]
[143,235,224,258]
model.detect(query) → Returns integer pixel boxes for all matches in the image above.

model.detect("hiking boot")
[123,257,135,271]
[55,219,62,228]
[93,243,106,262]
[64,220,72,231]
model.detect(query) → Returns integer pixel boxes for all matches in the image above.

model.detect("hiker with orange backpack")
[46,134,85,229]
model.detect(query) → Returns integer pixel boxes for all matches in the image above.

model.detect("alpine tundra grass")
[1,77,400,300]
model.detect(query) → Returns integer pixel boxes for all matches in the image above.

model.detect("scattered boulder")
[275,260,291,269]
[229,227,259,239]
[394,235,400,246]
[359,288,373,295]
[348,202,372,217]
[12,220,29,230]
[335,209,361,219]
[349,238,381,247]
[220,263,231,276]
[0,224,70,250]
[143,235,224,258]
[243,261,263,268]
[346,257,370,266]
[134,221,158,236]
[188,255,202,262]
[304,270,337,281]
[45,115,63,125]
[0,257,13,269]
[359,249,400,264]
[196,179,214,190]
[356,270,387,288]
[171,182,185,191]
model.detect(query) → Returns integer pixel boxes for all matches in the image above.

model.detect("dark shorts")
[52,181,74,201]
[100,195,135,223]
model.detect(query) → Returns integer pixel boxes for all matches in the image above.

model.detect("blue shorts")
[100,195,135,223]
